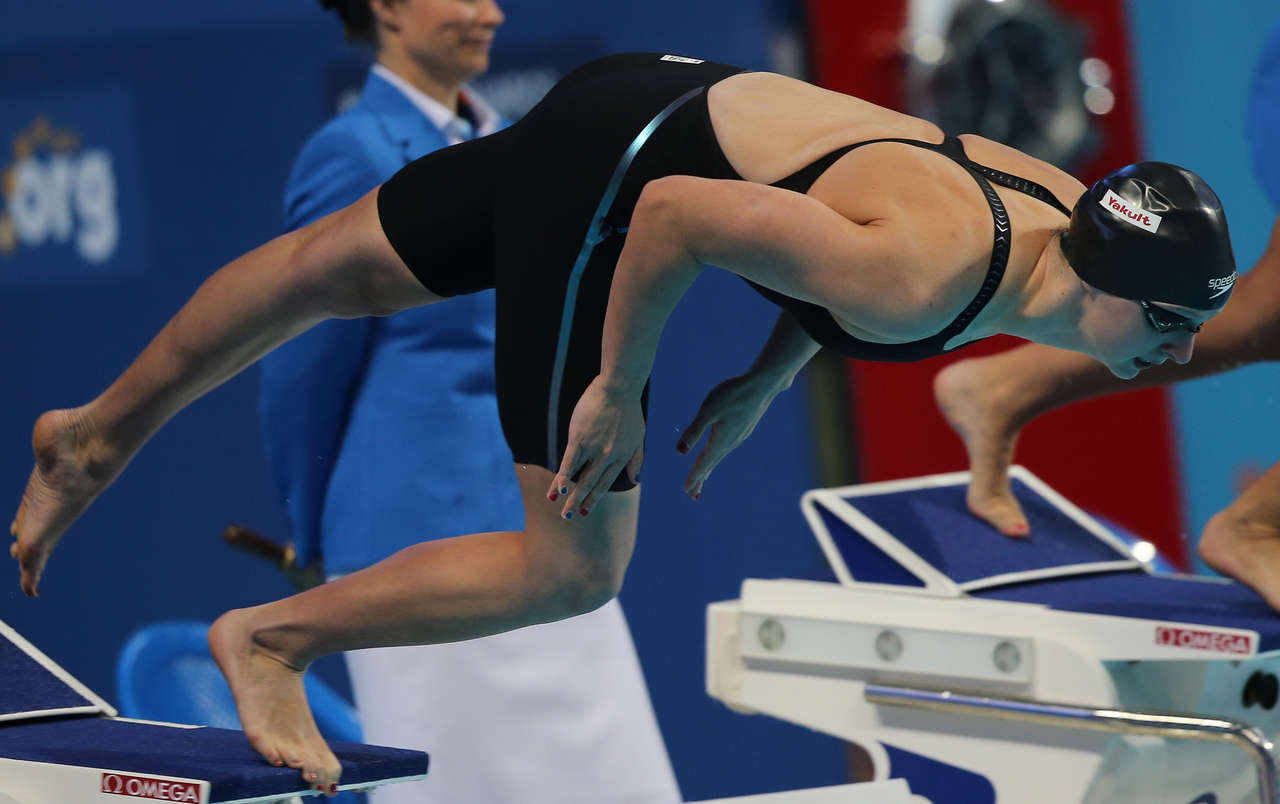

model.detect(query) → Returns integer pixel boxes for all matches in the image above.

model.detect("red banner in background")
[804,0,1189,567]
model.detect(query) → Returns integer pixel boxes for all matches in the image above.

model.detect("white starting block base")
[705,469,1280,804]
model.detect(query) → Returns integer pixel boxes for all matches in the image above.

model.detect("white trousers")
[345,598,682,804]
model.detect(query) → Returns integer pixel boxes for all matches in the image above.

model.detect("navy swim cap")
[1060,162,1237,310]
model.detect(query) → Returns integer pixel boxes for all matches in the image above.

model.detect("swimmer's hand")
[11,409,125,597]
[677,373,778,499]
[552,376,644,518]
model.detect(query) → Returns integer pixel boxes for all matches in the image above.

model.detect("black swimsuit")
[376,53,1072,483]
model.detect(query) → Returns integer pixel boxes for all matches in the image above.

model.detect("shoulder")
[808,146,996,333]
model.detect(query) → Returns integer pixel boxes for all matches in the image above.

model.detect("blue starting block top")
[0,618,428,802]
[0,620,112,721]
[0,717,428,802]
[802,468,1280,653]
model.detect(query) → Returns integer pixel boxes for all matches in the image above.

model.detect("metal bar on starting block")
[865,683,1278,804]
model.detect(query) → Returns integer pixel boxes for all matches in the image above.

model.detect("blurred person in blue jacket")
[259,2,679,801]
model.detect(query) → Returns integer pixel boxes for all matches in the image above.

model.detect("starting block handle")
[866,683,1278,804]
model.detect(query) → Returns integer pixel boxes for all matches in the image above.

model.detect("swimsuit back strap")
[938,163,1011,343]
[844,136,1014,343]
[966,162,1073,217]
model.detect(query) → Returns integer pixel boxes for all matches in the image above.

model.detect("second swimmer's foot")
[10,408,121,596]
[1200,511,1280,612]
[208,609,343,795]
[934,360,1029,537]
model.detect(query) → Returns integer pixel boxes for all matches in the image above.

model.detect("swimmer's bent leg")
[208,463,640,787]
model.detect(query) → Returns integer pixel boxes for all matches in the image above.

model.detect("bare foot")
[1199,510,1280,612]
[10,408,123,596]
[208,609,342,796]
[934,360,1030,537]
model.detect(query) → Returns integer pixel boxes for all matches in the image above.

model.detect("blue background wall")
[1125,1,1280,570]
[0,2,844,801]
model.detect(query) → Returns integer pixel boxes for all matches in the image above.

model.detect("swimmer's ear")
[626,446,644,485]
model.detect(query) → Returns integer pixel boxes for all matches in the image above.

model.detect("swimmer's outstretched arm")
[677,311,820,498]
[553,174,921,513]
[10,190,431,596]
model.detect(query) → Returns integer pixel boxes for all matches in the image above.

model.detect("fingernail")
[564,511,573,520]
[548,492,558,501]
[694,492,701,500]
[560,486,568,495]
[579,507,588,517]
[677,443,689,454]
[329,784,339,795]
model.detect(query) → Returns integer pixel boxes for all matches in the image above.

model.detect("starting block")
[0,620,428,803]
[707,468,1280,804]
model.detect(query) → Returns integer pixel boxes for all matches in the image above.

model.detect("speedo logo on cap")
[660,55,704,64]
[1100,189,1163,233]
[1208,273,1236,298]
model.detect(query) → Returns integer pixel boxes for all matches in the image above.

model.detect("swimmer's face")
[373,0,504,82]
[1083,290,1215,379]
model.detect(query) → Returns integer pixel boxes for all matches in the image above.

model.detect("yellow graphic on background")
[1,117,82,258]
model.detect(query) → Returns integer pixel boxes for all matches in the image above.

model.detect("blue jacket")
[260,69,522,573]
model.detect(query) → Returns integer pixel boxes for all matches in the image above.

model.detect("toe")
[248,734,284,768]
[321,755,343,792]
